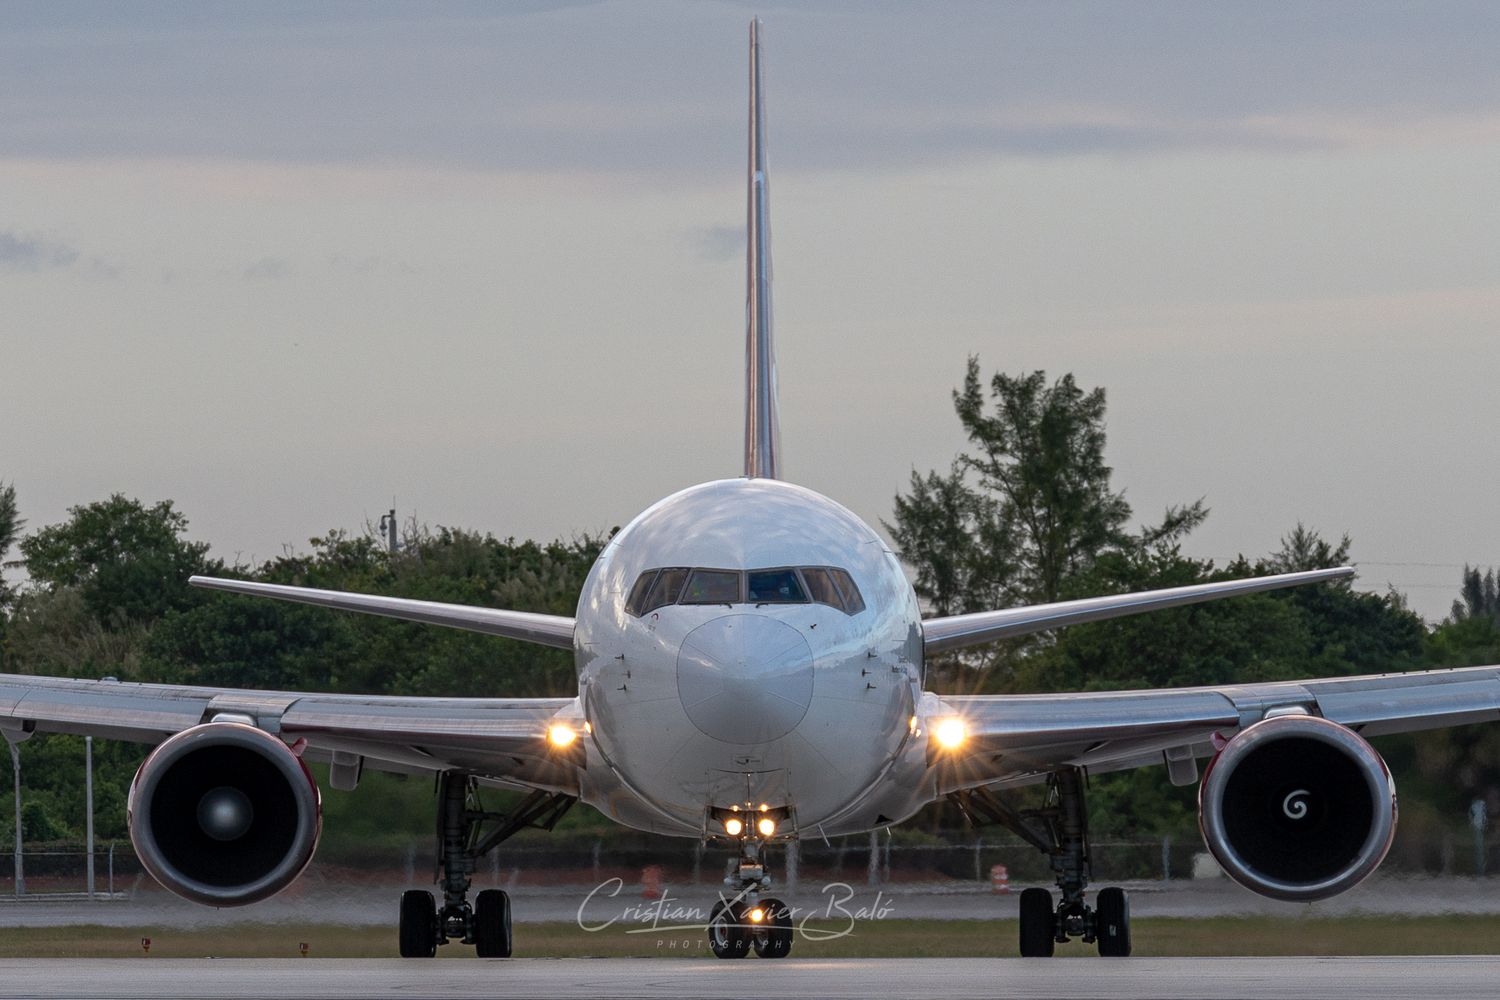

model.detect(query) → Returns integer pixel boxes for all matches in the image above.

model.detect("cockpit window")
[625,570,658,616]
[747,568,807,604]
[827,568,866,615]
[800,568,842,608]
[644,567,688,611]
[681,569,741,605]
[624,566,865,615]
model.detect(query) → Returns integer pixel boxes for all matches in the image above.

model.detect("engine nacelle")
[1198,714,1395,901]
[128,722,322,906]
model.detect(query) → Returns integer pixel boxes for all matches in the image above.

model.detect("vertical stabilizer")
[744,18,781,480]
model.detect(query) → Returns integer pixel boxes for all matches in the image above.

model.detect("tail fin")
[743,17,780,480]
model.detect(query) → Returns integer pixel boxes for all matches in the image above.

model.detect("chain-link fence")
[2,824,1489,898]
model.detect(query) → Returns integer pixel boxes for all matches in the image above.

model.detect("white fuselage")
[571,478,935,839]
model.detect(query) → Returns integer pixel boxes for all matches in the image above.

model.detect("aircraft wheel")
[399,889,438,958]
[1094,887,1131,957]
[1018,887,1056,957]
[474,888,513,958]
[708,899,751,959]
[751,896,794,958]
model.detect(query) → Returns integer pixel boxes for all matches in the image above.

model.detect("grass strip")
[3,915,1500,959]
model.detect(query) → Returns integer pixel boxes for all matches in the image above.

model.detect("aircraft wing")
[0,673,583,794]
[189,576,575,649]
[931,663,1500,793]
[921,567,1354,654]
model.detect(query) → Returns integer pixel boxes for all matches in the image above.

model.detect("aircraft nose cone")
[677,615,814,745]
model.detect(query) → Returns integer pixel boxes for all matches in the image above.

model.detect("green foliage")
[0,734,144,842]
[3,586,150,680]
[1452,566,1500,626]
[951,360,1133,605]
[1,491,603,852]
[0,481,20,654]
[889,358,1206,622]
[0,481,21,608]
[18,495,215,627]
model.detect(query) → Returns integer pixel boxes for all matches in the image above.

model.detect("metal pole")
[10,740,22,896]
[85,737,95,900]
[109,842,115,896]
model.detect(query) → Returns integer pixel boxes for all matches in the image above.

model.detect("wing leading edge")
[922,566,1354,655]
[189,576,574,649]
[0,673,581,792]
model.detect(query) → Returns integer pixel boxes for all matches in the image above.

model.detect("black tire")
[1095,886,1131,957]
[1018,887,1055,958]
[474,888,513,958]
[751,897,794,959]
[708,899,751,959]
[399,889,438,958]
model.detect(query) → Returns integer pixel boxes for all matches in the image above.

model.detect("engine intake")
[128,722,321,906]
[1198,714,1395,901]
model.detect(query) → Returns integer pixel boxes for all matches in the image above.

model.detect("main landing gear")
[955,766,1132,957]
[398,772,574,958]
[707,839,794,960]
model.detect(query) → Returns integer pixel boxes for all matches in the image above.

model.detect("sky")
[2,1,1498,621]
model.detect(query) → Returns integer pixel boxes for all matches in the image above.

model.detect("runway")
[0,956,1493,999]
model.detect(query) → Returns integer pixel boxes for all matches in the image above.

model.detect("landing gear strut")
[955,766,1132,957]
[398,771,574,958]
[707,838,794,959]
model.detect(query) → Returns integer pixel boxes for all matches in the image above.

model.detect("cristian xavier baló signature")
[576,879,896,940]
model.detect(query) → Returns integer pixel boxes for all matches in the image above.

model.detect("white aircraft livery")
[3,20,1497,961]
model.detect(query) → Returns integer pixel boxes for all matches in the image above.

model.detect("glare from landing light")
[547,724,577,748]
[934,717,967,750]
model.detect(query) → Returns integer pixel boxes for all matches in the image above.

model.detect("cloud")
[2,2,1497,173]
[0,230,79,271]
[690,224,741,262]
[243,257,291,280]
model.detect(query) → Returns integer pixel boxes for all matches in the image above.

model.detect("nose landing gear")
[707,839,795,959]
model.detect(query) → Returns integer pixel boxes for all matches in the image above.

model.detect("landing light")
[724,817,744,837]
[933,717,967,751]
[749,907,765,923]
[757,817,777,837]
[547,724,578,748]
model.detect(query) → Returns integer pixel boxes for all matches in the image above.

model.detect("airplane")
[1,18,1495,962]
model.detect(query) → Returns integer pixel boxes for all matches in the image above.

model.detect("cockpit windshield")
[747,569,805,604]
[625,566,864,616]
[681,569,742,605]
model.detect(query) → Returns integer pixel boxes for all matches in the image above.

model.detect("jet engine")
[128,722,322,906]
[1198,714,1395,901]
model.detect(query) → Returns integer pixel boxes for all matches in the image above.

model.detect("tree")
[1452,566,1500,626]
[889,358,1205,615]
[0,481,22,653]
[0,481,21,607]
[18,495,215,627]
